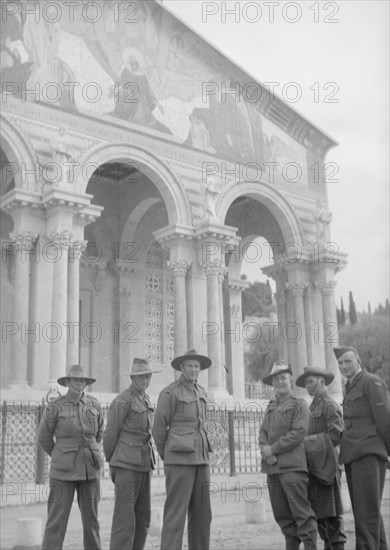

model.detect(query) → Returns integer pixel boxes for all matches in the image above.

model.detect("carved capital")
[285,282,308,297]
[319,281,337,295]
[118,287,131,301]
[229,304,241,318]
[201,259,227,279]
[10,230,38,250]
[167,259,191,276]
[49,228,74,246]
[68,240,87,261]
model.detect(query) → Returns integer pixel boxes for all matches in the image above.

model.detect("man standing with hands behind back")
[334,345,390,550]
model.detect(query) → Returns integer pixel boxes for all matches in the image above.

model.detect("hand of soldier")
[265,455,277,465]
[261,445,273,458]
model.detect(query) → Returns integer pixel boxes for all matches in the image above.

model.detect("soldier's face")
[132,374,152,391]
[67,377,87,394]
[337,351,360,379]
[181,360,201,382]
[304,376,324,396]
[272,373,292,397]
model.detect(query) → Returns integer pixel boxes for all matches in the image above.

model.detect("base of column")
[207,386,235,406]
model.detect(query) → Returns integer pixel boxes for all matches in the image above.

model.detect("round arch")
[74,143,192,227]
[216,181,306,250]
[0,114,39,192]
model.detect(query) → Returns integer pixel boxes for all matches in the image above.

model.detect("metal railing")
[0,401,266,483]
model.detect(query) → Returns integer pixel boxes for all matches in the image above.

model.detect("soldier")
[334,346,390,550]
[259,361,318,550]
[103,358,160,550]
[296,366,346,550]
[152,348,212,550]
[37,364,103,550]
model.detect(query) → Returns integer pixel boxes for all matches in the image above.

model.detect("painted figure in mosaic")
[152,348,213,550]
[259,361,318,550]
[37,364,103,550]
[296,366,346,550]
[334,346,390,550]
[103,358,160,550]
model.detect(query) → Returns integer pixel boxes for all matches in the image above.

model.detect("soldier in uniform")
[259,361,318,550]
[296,366,347,550]
[103,358,160,550]
[334,346,390,550]
[152,348,212,550]
[37,364,103,550]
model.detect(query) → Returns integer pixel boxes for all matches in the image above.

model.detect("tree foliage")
[241,280,274,320]
[348,291,357,325]
[339,315,390,387]
[244,323,279,382]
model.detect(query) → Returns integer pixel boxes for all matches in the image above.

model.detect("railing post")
[1,402,6,483]
[35,401,46,483]
[227,410,236,477]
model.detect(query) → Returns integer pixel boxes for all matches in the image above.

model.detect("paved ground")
[1,474,389,549]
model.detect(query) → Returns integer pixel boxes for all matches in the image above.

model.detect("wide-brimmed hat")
[129,358,161,376]
[333,346,359,360]
[57,364,96,387]
[296,366,334,388]
[262,361,292,386]
[171,348,212,371]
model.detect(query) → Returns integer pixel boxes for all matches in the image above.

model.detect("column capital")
[48,228,74,246]
[228,278,250,293]
[201,259,227,278]
[10,230,38,250]
[285,282,308,296]
[167,259,191,276]
[319,280,337,295]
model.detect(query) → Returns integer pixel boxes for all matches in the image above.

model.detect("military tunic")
[307,389,346,549]
[152,375,212,550]
[103,384,155,550]
[37,392,104,550]
[259,394,318,550]
[341,370,390,550]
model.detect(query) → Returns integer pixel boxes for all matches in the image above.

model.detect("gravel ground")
[1,476,389,550]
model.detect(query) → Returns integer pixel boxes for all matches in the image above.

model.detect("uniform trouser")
[345,455,388,550]
[42,478,101,550]
[109,468,151,550]
[161,464,212,550]
[318,517,346,550]
[267,472,318,550]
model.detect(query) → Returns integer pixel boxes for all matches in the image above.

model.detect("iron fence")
[0,401,266,483]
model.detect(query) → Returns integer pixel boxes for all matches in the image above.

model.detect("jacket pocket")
[52,445,79,472]
[114,440,144,467]
[169,429,196,452]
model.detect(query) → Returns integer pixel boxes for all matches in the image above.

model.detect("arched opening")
[80,158,175,393]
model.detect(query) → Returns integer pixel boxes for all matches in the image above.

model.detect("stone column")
[320,280,342,397]
[9,231,37,387]
[227,280,248,401]
[218,268,227,387]
[201,259,229,399]
[117,265,133,390]
[285,282,308,385]
[307,282,326,369]
[273,273,289,361]
[167,259,191,357]
[48,230,71,383]
[67,241,85,366]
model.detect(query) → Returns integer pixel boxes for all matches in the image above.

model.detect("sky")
[164,0,389,312]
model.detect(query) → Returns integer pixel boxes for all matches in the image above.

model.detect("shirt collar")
[66,391,86,404]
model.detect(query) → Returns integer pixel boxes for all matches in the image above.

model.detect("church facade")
[0,0,347,404]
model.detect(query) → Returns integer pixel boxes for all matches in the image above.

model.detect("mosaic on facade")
[1,0,308,176]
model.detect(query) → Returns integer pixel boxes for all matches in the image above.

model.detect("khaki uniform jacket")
[259,394,310,475]
[152,375,212,465]
[37,392,104,481]
[340,370,390,464]
[103,384,155,472]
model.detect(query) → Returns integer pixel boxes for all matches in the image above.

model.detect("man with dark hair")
[259,361,318,550]
[296,366,346,550]
[334,345,390,550]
